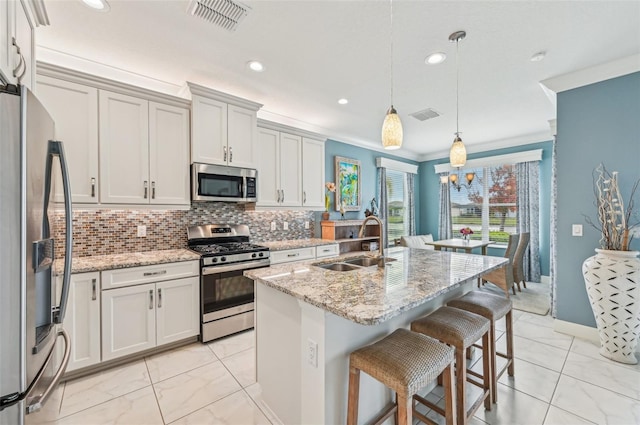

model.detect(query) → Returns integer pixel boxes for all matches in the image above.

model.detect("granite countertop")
[54,249,200,275]
[245,247,508,326]
[260,238,338,251]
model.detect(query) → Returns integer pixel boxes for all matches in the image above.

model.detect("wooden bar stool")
[448,291,514,404]
[347,328,456,425]
[411,306,492,425]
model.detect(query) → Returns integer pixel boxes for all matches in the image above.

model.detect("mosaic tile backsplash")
[52,203,315,258]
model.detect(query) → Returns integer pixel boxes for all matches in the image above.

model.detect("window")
[386,169,408,245]
[450,164,516,244]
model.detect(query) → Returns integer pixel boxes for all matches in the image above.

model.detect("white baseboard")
[540,275,550,285]
[553,319,599,342]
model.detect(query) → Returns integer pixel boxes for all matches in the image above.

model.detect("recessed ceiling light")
[425,52,446,65]
[81,0,110,12]
[247,61,264,72]
[530,51,546,62]
[338,98,348,105]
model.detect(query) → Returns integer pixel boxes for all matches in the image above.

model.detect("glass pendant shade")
[449,135,467,168]
[381,106,403,150]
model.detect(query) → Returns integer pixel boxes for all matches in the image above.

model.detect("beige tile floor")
[43,310,640,425]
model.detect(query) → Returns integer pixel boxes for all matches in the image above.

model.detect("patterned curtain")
[516,161,542,283]
[377,167,388,248]
[407,172,416,236]
[438,172,452,240]
[550,137,558,317]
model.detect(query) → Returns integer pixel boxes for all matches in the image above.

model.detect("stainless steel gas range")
[187,224,270,343]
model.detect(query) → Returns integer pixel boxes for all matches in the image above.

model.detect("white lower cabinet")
[61,272,101,372]
[101,261,200,362]
[269,244,340,265]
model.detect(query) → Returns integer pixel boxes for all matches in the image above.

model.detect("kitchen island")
[245,246,507,424]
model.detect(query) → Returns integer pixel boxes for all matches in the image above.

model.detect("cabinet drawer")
[315,244,340,258]
[270,247,316,265]
[102,261,199,290]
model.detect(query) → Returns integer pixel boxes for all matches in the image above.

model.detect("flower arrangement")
[325,182,336,212]
[460,227,474,236]
[584,164,639,251]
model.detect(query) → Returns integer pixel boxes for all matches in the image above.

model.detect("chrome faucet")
[359,215,385,265]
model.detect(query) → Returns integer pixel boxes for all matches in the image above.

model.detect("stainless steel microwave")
[191,163,257,202]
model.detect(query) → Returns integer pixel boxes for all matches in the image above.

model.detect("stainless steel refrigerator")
[0,84,73,424]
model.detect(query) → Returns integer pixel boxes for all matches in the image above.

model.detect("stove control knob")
[251,253,257,258]
[258,252,264,257]
[211,258,218,263]
[221,257,227,262]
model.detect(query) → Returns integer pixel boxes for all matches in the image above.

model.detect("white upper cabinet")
[188,82,262,167]
[256,120,326,209]
[1,0,36,89]
[279,132,302,207]
[36,76,99,204]
[99,90,150,204]
[149,102,190,205]
[302,137,325,208]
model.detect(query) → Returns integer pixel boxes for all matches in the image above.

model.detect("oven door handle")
[202,260,270,275]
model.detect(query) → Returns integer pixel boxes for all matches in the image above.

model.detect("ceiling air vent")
[410,108,441,122]
[187,0,251,32]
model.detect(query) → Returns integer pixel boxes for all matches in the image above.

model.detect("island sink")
[316,263,361,271]
[314,256,397,271]
[344,257,396,267]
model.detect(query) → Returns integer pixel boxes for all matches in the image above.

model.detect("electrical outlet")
[137,225,147,237]
[283,221,288,230]
[304,221,309,229]
[572,224,583,237]
[270,222,276,231]
[307,338,318,368]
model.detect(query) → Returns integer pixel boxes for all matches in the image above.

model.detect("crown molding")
[187,82,262,111]
[541,54,640,94]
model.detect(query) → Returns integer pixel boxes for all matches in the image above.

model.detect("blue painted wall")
[417,141,554,276]
[556,72,640,327]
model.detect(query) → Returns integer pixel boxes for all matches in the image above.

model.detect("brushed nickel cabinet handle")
[91,279,97,301]
[144,181,148,199]
[287,253,300,258]
[91,178,96,197]
[143,270,167,277]
[229,147,233,162]
[303,191,306,204]
[149,290,153,310]
[157,288,162,308]
[223,146,227,162]
[151,181,156,199]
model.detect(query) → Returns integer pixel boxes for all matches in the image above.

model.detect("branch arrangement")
[584,164,640,251]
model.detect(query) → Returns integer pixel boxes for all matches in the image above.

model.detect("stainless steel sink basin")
[344,257,396,267]
[316,263,361,271]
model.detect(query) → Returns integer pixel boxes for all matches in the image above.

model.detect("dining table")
[424,238,492,255]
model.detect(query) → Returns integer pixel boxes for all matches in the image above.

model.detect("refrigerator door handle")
[44,140,73,324]
[25,329,71,414]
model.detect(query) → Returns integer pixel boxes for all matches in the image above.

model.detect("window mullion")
[482,166,490,242]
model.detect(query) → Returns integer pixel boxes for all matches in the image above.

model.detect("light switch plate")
[304,221,309,229]
[572,224,583,237]
[283,222,288,230]
[137,225,146,237]
[270,222,276,231]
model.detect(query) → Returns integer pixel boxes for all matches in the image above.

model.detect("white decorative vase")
[582,249,640,364]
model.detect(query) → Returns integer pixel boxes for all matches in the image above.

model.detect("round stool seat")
[411,306,489,349]
[447,291,512,321]
[350,328,454,396]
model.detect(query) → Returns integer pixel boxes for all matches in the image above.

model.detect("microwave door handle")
[47,141,73,324]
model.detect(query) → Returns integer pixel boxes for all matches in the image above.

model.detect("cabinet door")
[191,95,227,165]
[62,272,101,372]
[256,127,280,206]
[227,104,257,168]
[302,137,325,208]
[13,0,33,89]
[156,277,199,346]
[0,0,13,84]
[279,132,302,207]
[36,76,99,204]
[102,283,156,361]
[99,90,149,204]
[149,102,190,205]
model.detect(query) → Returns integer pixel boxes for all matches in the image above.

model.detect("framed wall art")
[334,156,361,211]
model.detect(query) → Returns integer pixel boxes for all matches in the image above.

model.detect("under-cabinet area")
[57,258,199,374]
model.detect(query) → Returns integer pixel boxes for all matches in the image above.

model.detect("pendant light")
[449,30,467,167]
[381,0,403,150]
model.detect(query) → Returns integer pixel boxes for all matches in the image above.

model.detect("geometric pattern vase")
[582,249,640,364]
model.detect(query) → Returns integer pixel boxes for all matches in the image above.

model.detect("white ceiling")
[37,0,640,161]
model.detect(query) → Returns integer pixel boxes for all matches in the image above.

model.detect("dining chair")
[512,232,530,291]
[479,233,519,297]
